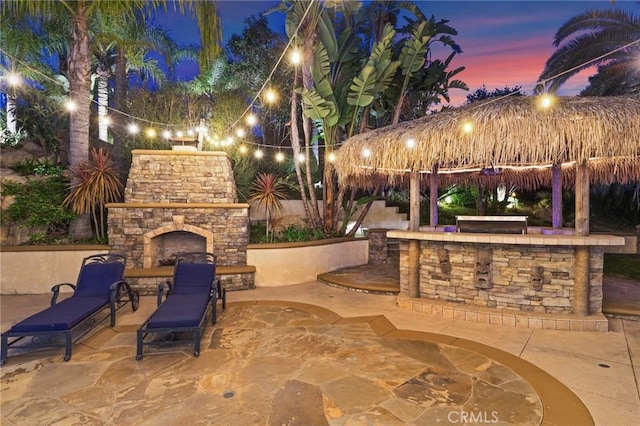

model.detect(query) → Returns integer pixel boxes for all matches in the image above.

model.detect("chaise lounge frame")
[1,253,139,365]
[136,252,225,360]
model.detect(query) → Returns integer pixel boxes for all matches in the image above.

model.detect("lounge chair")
[136,252,225,360]
[1,253,139,365]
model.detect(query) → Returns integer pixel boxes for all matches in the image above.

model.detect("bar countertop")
[387,230,626,246]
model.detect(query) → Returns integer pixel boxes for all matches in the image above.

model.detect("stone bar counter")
[388,230,626,331]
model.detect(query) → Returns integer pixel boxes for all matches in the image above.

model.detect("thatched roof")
[335,95,640,189]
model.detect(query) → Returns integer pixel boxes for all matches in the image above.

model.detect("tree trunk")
[289,67,314,227]
[6,92,17,134]
[97,66,110,142]
[68,5,93,240]
[324,162,336,233]
[112,48,128,179]
[301,35,322,227]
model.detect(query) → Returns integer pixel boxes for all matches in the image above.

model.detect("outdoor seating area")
[1,282,639,425]
[0,253,139,365]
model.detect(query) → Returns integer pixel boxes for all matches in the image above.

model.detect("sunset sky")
[156,0,640,106]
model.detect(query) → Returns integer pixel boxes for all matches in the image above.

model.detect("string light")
[7,72,21,86]
[239,145,248,154]
[362,148,371,158]
[275,152,285,162]
[254,149,264,159]
[265,89,277,103]
[297,153,305,163]
[246,114,258,126]
[65,99,77,112]
[128,123,140,134]
[290,49,301,65]
[145,128,157,138]
[2,9,636,162]
[462,122,473,134]
[538,94,554,109]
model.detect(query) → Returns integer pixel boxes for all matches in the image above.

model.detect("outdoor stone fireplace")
[107,150,252,293]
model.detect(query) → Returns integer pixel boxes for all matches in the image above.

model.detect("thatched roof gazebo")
[335,95,640,233]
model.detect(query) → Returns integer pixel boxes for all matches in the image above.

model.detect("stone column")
[364,229,388,265]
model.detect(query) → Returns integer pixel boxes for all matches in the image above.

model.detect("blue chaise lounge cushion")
[10,297,108,332]
[147,294,210,328]
[74,262,125,298]
[172,263,215,295]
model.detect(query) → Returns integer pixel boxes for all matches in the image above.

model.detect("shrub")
[1,176,75,243]
[10,158,63,176]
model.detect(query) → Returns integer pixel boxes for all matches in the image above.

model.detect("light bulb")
[128,123,140,134]
[65,100,77,112]
[291,50,301,64]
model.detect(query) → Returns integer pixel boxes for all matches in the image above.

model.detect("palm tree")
[1,0,223,240]
[95,11,191,170]
[537,9,640,94]
[0,14,53,137]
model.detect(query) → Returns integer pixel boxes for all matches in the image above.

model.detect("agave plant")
[64,148,123,241]
[249,173,288,242]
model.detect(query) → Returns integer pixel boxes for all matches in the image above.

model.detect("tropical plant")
[1,177,75,243]
[536,9,640,95]
[1,0,223,240]
[63,148,123,242]
[249,173,289,242]
[285,2,466,235]
[0,12,56,136]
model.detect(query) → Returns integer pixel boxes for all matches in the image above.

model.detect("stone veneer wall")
[124,150,238,204]
[399,241,604,315]
[108,206,248,268]
[107,150,252,293]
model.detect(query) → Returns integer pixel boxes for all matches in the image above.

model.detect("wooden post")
[552,163,563,228]
[408,240,420,298]
[430,164,438,227]
[574,161,589,236]
[573,246,590,316]
[408,169,420,298]
[573,161,590,316]
[409,169,420,232]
